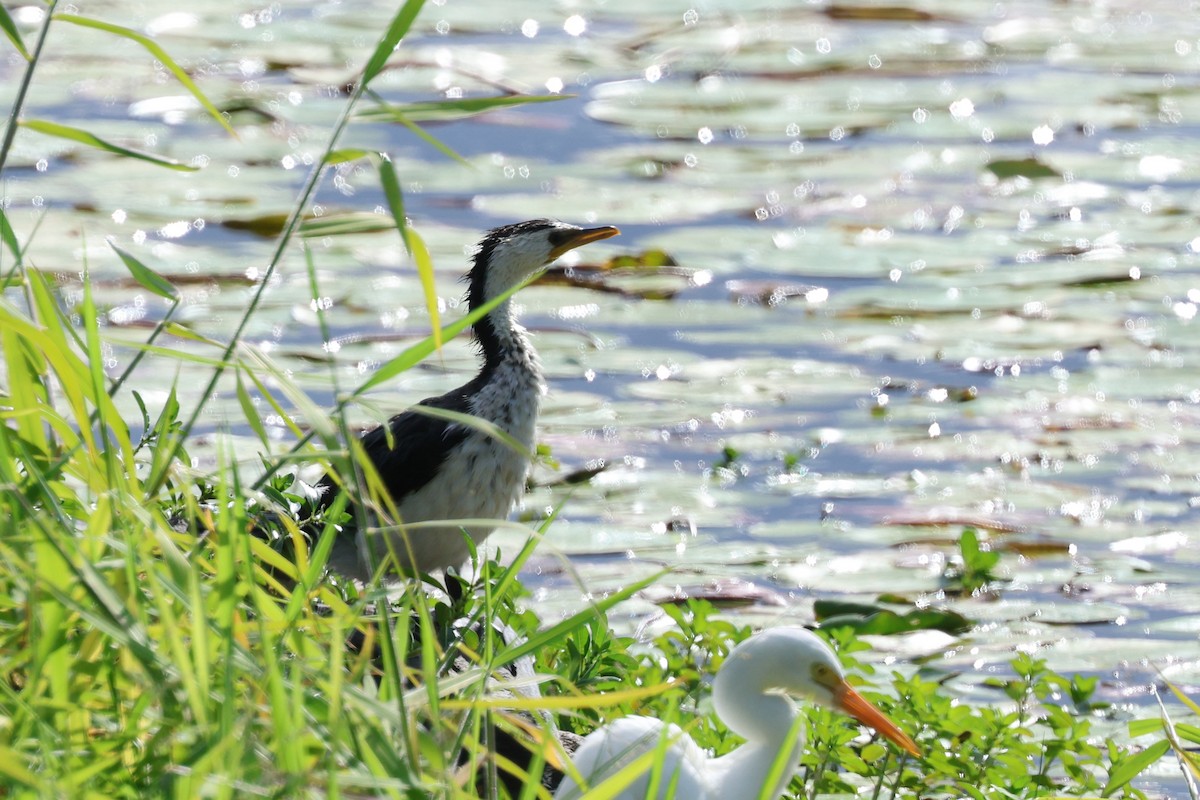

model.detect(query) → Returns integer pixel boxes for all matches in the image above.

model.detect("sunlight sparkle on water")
[563,15,587,36]
[949,97,975,119]
[1032,125,1054,145]
[159,220,190,239]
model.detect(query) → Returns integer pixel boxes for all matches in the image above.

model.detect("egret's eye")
[810,663,835,687]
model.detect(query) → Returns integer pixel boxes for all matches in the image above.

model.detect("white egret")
[554,626,920,799]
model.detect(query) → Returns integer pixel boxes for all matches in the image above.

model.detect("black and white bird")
[317,219,620,579]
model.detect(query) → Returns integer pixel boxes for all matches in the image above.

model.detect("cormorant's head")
[468,219,619,309]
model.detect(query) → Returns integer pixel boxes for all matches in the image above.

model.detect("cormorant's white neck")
[467,227,545,373]
[473,297,534,372]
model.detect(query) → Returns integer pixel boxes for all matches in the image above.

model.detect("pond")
[2,0,1198,792]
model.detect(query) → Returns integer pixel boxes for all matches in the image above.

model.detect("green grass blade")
[357,93,571,122]
[360,0,426,84]
[300,212,397,237]
[326,147,372,164]
[0,746,45,789]
[376,154,441,349]
[52,13,236,137]
[0,206,22,266]
[377,109,468,165]
[0,3,31,60]
[235,371,270,447]
[357,269,537,394]
[497,570,666,667]
[18,119,200,171]
[109,242,178,300]
[1164,678,1200,718]
[0,0,54,174]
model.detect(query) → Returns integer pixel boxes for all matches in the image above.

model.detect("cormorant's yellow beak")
[548,226,620,261]
[833,679,922,758]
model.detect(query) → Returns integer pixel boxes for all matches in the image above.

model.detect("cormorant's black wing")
[317,386,474,511]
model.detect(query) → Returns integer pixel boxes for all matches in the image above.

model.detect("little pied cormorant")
[316,219,620,578]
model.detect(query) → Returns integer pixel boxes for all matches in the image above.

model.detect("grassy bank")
[0,1,1194,797]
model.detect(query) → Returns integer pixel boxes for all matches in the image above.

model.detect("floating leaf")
[814,599,973,635]
[985,157,1061,179]
[650,578,787,609]
[824,4,945,21]
[221,213,289,237]
[726,279,829,307]
[225,212,400,239]
[537,249,692,299]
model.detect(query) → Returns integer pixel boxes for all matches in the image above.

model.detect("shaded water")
[2,1,1199,788]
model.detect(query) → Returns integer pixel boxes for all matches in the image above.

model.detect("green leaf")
[109,243,178,300]
[299,212,396,238]
[235,373,269,447]
[1128,718,1164,738]
[377,154,441,349]
[360,0,425,85]
[356,272,531,394]
[325,148,373,165]
[0,206,21,266]
[18,119,200,171]
[1164,677,1200,718]
[1101,738,1169,796]
[496,570,667,667]
[0,4,30,61]
[376,110,468,166]
[357,93,571,123]
[52,13,236,138]
[0,746,44,789]
[1176,723,1200,746]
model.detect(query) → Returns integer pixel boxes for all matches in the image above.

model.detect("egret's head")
[724,627,845,704]
[725,626,922,758]
[469,219,620,309]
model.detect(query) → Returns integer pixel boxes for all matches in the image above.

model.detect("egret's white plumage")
[554,627,920,800]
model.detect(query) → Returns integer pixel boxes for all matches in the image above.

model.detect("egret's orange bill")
[833,681,922,757]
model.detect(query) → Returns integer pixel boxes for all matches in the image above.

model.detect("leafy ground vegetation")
[1,1,1198,798]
